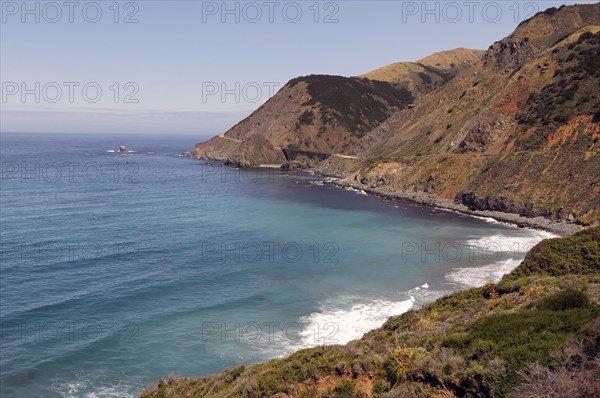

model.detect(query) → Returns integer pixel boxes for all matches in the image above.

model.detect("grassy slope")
[193,48,484,165]
[349,4,600,225]
[359,49,483,96]
[140,227,600,398]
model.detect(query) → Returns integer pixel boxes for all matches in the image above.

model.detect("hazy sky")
[0,0,595,135]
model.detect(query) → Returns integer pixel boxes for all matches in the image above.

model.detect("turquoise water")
[0,133,553,397]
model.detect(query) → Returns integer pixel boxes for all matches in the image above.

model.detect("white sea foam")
[296,295,415,347]
[268,287,451,358]
[51,373,137,398]
[407,285,450,306]
[244,287,449,359]
[421,283,429,288]
[447,230,557,288]
[433,207,515,227]
[478,216,502,224]
[446,258,521,288]
[344,187,368,196]
[464,230,556,255]
[105,150,115,153]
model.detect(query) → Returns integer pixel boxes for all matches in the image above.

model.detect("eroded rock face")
[457,124,494,153]
[456,192,535,218]
[483,39,535,72]
[193,134,286,167]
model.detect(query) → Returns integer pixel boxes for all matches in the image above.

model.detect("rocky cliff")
[191,3,600,225]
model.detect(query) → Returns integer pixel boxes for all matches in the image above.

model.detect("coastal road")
[218,135,242,143]
[331,154,360,160]
[216,136,361,160]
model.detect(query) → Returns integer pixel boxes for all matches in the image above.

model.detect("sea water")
[0,133,554,397]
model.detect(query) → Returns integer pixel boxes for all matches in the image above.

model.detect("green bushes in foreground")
[508,227,600,279]
[443,289,598,396]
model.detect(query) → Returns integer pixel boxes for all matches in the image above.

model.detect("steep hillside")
[340,3,600,225]
[190,3,599,225]
[140,228,600,398]
[192,75,414,167]
[360,48,483,96]
[191,48,482,168]
[418,48,483,72]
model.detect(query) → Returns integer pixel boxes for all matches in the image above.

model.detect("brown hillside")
[360,48,483,97]
[191,3,600,224]
[342,3,600,225]
[193,75,416,166]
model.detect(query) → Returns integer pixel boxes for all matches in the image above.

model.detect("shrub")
[289,75,414,137]
[333,380,354,397]
[372,379,391,395]
[298,110,315,125]
[442,304,599,395]
[384,347,427,385]
[540,289,590,311]
[507,227,600,279]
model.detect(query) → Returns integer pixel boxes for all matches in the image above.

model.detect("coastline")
[326,177,582,237]
[137,156,588,397]
[141,227,600,398]
[186,155,582,236]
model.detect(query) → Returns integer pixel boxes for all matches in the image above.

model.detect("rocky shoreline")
[328,177,582,236]
[186,152,582,236]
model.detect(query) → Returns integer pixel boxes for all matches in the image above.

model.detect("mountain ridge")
[192,50,482,168]
[191,2,600,226]
[326,3,600,226]
[359,48,484,97]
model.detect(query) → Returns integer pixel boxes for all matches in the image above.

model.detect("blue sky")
[0,0,595,134]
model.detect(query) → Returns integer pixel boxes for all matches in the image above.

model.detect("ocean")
[0,132,554,397]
